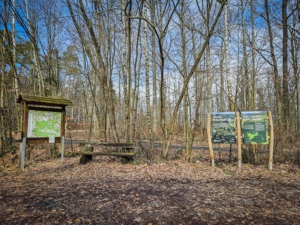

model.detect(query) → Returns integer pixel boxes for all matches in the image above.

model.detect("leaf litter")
[0,153,300,224]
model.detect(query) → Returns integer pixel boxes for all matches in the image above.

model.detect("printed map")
[27,110,61,137]
[241,111,268,144]
[211,112,236,144]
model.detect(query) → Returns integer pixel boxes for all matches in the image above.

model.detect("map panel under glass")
[27,110,61,138]
[211,112,236,144]
[241,111,268,144]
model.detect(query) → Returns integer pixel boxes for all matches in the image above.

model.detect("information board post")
[236,112,242,169]
[20,138,26,169]
[61,136,65,162]
[268,111,274,170]
[207,113,215,166]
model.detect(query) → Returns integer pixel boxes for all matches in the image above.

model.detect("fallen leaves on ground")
[0,156,300,224]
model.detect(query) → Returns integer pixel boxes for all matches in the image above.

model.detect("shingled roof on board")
[17,94,73,106]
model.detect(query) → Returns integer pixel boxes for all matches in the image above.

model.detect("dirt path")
[0,157,300,224]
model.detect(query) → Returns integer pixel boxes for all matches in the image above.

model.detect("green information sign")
[211,112,236,144]
[241,111,268,144]
[27,110,62,138]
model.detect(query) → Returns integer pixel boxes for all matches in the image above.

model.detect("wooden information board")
[17,94,72,168]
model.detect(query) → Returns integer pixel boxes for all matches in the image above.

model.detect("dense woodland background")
[0,0,300,164]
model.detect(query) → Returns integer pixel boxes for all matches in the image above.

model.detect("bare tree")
[150,1,158,135]
[66,0,119,142]
[282,0,290,125]
[260,0,283,124]
[159,0,227,158]
[224,1,234,111]
[122,0,133,142]
[23,0,45,96]
[250,0,257,110]
[143,0,154,158]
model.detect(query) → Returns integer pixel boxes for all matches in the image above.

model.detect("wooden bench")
[75,143,136,164]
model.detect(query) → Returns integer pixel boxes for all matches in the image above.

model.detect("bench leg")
[86,155,93,161]
[121,156,134,164]
[80,155,93,164]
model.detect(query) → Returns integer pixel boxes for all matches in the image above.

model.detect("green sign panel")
[211,112,236,144]
[241,111,268,144]
[27,110,62,138]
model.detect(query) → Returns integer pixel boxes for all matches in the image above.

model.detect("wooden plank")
[17,94,72,106]
[74,151,135,157]
[95,143,135,147]
[28,107,62,112]
[23,103,28,138]
[26,137,61,144]
[236,112,242,169]
[20,138,26,169]
[61,106,66,140]
[207,113,214,166]
[61,136,65,162]
[268,111,274,170]
[86,143,135,153]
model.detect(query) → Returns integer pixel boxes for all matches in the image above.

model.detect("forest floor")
[0,135,300,224]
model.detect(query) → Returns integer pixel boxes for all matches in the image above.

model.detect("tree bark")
[241,0,250,110]
[282,0,290,124]
[150,1,158,135]
[264,0,283,125]
[143,1,154,158]
[24,0,44,96]
[225,2,234,111]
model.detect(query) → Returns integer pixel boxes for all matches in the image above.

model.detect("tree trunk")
[179,0,191,162]
[220,41,225,112]
[143,1,154,158]
[264,0,283,125]
[150,1,158,135]
[241,0,250,110]
[24,0,44,96]
[250,0,258,164]
[206,0,213,114]
[225,2,234,111]
[290,14,299,130]
[250,0,256,110]
[282,0,289,125]
[122,0,133,143]
[0,31,6,157]
[11,0,21,129]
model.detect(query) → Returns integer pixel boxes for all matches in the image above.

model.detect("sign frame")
[17,94,72,168]
[208,111,274,170]
[27,107,63,139]
[241,111,269,144]
[211,112,236,144]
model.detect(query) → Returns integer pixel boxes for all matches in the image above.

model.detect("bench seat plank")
[74,151,135,157]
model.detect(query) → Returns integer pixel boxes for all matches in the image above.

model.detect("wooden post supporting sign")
[268,111,274,170]
[20,138,26,169]
[236,112,242,169]
[61,136,65,162]
[207,113,215,166]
